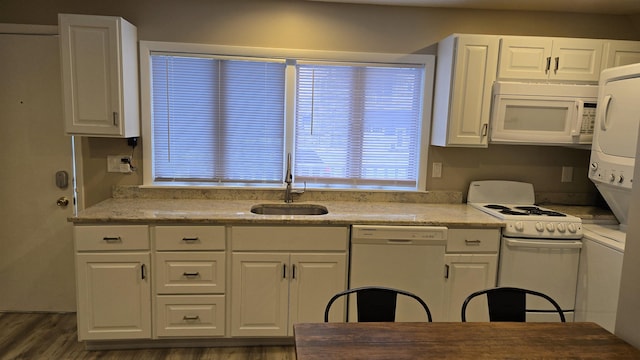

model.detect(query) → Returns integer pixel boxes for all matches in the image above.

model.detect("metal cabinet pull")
[183,272,200,278]
[481,123,488,137]
[292,264,297,279]
[283,264,287,279]
[102,236,122,242]
[444,264,450,279]
[545,57,551,74]
[183,315,200,321]
[182,237,199,242]
[141,264,146,280]
[465,239,482,246]
[554,57,560,74]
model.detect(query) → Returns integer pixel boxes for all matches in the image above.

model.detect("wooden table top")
[293,322,640,359]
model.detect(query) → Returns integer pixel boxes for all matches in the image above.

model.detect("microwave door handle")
[572,100,584,137]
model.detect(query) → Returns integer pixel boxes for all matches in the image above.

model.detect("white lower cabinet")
[74,225,151,340]
[153,225,226,338]
[230,226,348,337]
[443,228,499,322]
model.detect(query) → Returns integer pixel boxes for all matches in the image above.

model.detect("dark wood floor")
[0,312,296,360]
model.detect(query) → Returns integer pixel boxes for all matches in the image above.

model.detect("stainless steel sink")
[250,203,329,216]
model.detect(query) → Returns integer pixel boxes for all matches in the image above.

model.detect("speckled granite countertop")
[70,198,505,228]
[70,186,616,227]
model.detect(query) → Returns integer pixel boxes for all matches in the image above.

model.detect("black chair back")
[461,287,566,322]
[324,286,433,322]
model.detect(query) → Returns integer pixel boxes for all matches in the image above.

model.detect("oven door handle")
[505,239,582,249]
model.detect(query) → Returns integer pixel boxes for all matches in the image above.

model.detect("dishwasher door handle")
[386,239,414,244]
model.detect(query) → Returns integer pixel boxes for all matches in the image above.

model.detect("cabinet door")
[231,252,289,337]
[602,40,640,69]
[432,34,498,147]
[443,254,498,322]
[289,253,347,330]
[551,38,603,82]
[498,37,552,81]
[59,14,139,137]
[76,253,151,340]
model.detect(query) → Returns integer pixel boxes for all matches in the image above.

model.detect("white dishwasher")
[349,225,447,322]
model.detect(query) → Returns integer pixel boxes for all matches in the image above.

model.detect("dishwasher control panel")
[352,225,448,242]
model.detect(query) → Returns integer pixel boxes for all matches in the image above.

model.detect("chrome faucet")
[284,153,304,203]
[285,153,294,203]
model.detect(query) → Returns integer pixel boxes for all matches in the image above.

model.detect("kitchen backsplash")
[111,185,600,206]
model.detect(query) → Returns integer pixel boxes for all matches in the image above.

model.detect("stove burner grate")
[485,204,510,210]
[514,206,567,217]
[483,204,569,217]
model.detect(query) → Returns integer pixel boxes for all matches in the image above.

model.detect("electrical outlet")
[561,166,573,182]
[432,162,442,178]
[107,155,133,173]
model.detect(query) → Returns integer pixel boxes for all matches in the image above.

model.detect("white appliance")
[575,63,640,332]
[574,223,625,333]
[468,180,582,321]
[589,63,640,229]
[490,81,598,146]
[349,225,447,322]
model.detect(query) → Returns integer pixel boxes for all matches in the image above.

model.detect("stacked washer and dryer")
[575,63,640,333]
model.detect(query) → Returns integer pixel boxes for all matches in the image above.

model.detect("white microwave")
[490,82,598,146]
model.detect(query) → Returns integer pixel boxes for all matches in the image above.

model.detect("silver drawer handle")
[102,236,122,242]
[465,239,481,245]
[183,272,200,278]
[183,315,200,321]
[182,237,199,242]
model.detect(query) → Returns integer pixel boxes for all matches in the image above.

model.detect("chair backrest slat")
[356,288,398,322]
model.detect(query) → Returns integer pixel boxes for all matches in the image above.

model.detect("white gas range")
[468,180,582,239]
[467,180,582,321]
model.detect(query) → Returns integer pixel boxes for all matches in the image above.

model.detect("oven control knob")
[568,223,577,233]
[610,174,616,182]
[557,223,566,233]
[618,175,624,184]
[590,162,598,171]
[514,221,524,231]
[535,222,544,232]
[546,223,555,232]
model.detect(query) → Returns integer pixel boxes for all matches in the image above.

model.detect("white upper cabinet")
[59,14,140,137]
[602,40,640,69]
[431,34,499,147]
[498,36,603,83]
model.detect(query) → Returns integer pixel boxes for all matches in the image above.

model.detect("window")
[295,62,423,188]
[151,54,286,185]
[140,42,434,190]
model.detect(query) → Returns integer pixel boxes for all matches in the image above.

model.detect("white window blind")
[294,62,424,189]
[151,54,286,184]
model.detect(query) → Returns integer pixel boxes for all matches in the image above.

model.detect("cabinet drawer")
[155,252,225,294]
[75,225,149,251]
[156,295,225,337]
[155,226,225,251]
[446,229,500,253]
[232,226,349,251]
